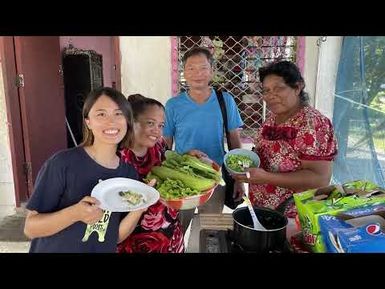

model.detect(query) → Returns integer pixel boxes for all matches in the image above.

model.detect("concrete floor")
[0,241,30,253]
[0,206,30,253]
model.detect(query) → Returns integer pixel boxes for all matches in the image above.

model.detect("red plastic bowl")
[159,185,217,210]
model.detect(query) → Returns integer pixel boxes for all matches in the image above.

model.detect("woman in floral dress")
[233,61,337,218]
[117,94,184,253]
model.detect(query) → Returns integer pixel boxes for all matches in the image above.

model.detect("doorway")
[62,47,104,148]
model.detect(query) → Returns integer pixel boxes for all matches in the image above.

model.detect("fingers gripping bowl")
[145,151,223,210]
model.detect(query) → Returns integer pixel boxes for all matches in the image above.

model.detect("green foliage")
[362,37,385,105]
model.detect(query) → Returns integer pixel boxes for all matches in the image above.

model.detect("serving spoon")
[242,171,266,231]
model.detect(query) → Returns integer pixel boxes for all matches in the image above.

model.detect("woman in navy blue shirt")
[24,87,144,253]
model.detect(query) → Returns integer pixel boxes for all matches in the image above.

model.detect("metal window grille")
[176,36,298,140]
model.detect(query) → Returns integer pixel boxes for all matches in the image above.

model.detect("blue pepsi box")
[319,204,385,253]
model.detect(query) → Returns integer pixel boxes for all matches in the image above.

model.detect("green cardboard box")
[293,180,385,253]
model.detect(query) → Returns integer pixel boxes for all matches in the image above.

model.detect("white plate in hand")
[91,177,160,212]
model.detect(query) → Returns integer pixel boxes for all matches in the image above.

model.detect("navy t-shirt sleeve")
[26,156,66,213]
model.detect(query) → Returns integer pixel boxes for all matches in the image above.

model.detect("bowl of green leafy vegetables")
[224,148,260,175]
[145,151,223,210]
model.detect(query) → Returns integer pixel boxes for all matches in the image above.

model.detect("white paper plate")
[91,177,160,212]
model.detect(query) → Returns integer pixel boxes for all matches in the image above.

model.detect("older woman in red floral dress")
[117,94,184,253]
[233,61,337,218]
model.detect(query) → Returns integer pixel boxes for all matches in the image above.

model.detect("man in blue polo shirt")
[163,47,244,233]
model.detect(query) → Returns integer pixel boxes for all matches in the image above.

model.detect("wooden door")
[13,36,67,198]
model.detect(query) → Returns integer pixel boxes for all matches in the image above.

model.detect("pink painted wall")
[296,36,305,75]
[170,36,179,96]
[59,36,114,87]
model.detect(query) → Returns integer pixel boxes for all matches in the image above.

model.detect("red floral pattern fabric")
[250,106,338,218]
[117,138,184,253]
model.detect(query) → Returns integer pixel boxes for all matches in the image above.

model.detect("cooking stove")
[199,229,293,253]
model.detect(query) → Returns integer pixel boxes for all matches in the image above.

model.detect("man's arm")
[228,129,242,150]
[164,136,173,150]
[227,128,245,199]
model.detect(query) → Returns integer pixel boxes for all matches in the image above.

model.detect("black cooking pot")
[232,206,288,252]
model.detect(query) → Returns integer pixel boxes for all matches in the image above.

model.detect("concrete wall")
[302,37,319,107]
[119,37,172,104]
[60,37,115,87]
[314,37,343,119]
[301,36,343,119]
[0,57,16,207]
